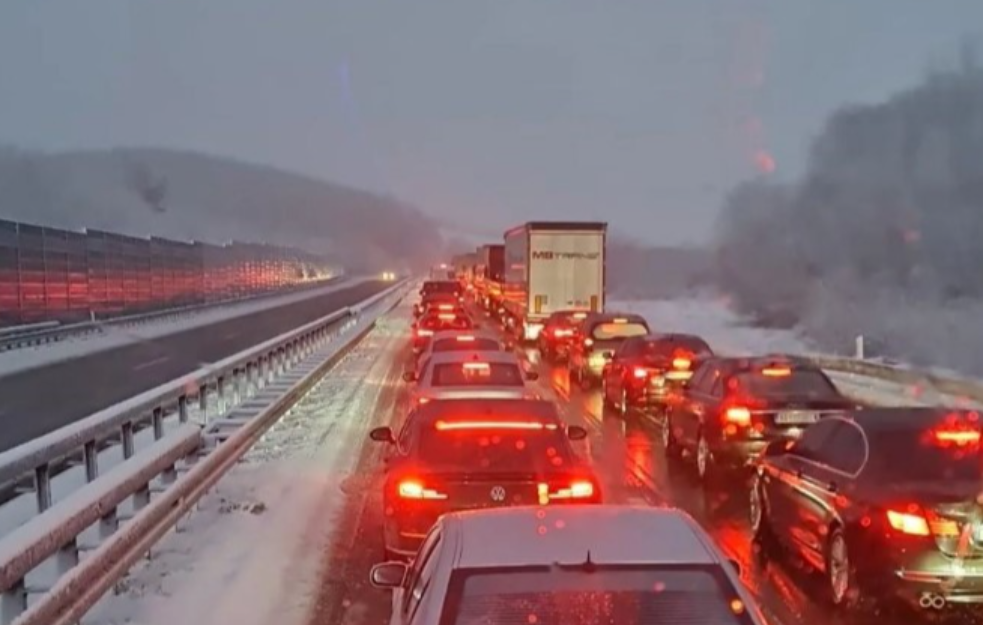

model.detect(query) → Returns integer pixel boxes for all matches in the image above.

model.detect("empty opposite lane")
[0,280,389,452]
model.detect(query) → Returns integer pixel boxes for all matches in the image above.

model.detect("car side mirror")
[370,562,408,589]
[402,371,417,383]
[525,370,540,382]
[763,439,791,457]
[369,426,395,444]
[567,425,588,441]
[727,558,742,577]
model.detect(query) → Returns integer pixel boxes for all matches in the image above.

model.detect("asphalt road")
[0,280,388,452]
[306,305,940,625]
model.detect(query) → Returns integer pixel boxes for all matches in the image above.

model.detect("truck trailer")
[502,221,607,341]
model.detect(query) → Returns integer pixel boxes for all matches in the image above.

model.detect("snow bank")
[0,277,368,378]
[84,303,408,625]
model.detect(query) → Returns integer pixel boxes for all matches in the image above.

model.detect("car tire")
[826,527,860,610]
[661,414,680,458]
[749,474,777,552]
[695,431,715,484]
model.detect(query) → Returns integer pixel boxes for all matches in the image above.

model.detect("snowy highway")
[76,296,978,625]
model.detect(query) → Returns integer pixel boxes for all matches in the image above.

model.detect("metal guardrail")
[0,279,409,625]
[0,275,346,353]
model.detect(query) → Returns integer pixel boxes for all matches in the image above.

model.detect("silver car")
[405,350,539,406]
[412,329,513,378]
[370,505,768,625]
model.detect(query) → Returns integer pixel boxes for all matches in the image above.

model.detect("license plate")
[775,411,820,425]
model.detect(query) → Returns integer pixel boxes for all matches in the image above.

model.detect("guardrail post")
[199,384,208,422]
[35,463,52,513]
[232,368,242,405]
[133,481,151,512]
[179,394,189,423]
[84,440,99,482]
[55,538,80,579]
[217,376,226,414]
[153,407,164,440]
[121,422,135,459]
[99,508,119,541]
[1,579,27,624]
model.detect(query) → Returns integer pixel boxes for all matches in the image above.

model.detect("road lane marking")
[133,356,170,371]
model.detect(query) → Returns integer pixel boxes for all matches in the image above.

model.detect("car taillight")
[537,480,597,504]
[416,329,433,337]
[398,479,448,500]
[554,328,573,338]
[584,338,594,347]
[456,335,475,342]
[762,367,792,377]
[886,508,931,536]
[418,397,431,406]
[672,357,691,370]
[934,430,980,445]
[723,406,751,426]
[633,367,649,379]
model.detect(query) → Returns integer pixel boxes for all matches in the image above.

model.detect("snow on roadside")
[612,297,983,408]
[84,309,407,625]
[0,277,368,378]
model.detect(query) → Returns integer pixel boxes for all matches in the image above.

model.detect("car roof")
[704,354,820,372]
[446,505,720,568]
[642,333,710,345]
[582,312,648,325]
[428,350,521,365]
[409,398,562,426]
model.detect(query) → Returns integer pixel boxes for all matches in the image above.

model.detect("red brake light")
[417,329,434,337]
[934,430,980,445]
[572,312,588,320]
[633,367,649,379]
[886,509,930,536]
[537,480,596,504]
[438,304,454,310]
[613,318,628,324]
[438,313,456,320]
[554,328,573,338]
[724,406,751,426]
[672,357,692,370]
[398,479,448,500]
[584,338,594,347]
[435,420,558,431]
[762,367,792,377]
[456,335,475,342]
[462,362,490,371]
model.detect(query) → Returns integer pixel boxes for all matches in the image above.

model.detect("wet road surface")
[306,305,980,625]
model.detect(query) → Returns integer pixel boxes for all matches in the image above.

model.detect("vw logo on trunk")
[490,486,507,502]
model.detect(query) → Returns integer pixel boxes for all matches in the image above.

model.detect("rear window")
[432,338,501,353]
[733,369,839,398]
[871,430,982,482]
[432,363,524,387]
[418,428,574,471]
[639,338,713,359]
[591,322,649,341]
[421,316,474,331]
[441,566,754,625]
[422,281,461,294]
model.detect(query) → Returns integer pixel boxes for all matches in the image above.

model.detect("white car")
[412,330,513,378]
[370,505,768,625]
[405,351,539,406]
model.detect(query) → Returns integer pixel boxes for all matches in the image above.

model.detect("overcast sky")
[1,1,980,245]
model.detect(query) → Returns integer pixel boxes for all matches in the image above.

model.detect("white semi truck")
[503,221,607,341]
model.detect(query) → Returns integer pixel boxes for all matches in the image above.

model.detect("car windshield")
[431,363,524,387]
[441,566,753,625]
[432,338,501,352]
[733,370,839,399]
[592,322,649,341]
[871,430,983,482]
[418,428,574,472]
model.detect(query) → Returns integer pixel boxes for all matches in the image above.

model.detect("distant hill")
[0,146,445,272]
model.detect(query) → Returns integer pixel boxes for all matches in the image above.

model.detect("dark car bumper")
[884,552,983,607]
[710,438,770,468]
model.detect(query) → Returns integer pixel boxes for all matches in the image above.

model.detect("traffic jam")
[366,221,983,625]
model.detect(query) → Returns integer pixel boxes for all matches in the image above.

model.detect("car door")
[604,339,636,400]
[786,419,866,572]
[766,419,843,564]
[673,363,717,449]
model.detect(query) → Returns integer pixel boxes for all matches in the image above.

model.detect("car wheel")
[749,474,776,550]
[661,414,680,458]
[696,432,714,483]
[826,527,859,609]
